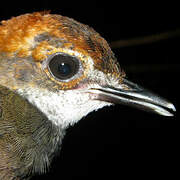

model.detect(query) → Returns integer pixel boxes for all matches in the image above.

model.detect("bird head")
[0,12,176,129]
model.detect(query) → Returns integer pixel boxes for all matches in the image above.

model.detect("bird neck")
[0,85,65,178]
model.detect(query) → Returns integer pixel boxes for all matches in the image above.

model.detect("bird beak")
[90,79,176,116]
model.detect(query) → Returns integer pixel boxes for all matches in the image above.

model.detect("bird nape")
[0,12,176,180]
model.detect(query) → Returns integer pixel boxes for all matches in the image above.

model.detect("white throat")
[17,87,111,129]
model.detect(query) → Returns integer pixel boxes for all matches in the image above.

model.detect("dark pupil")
[58,63,72,77]
[48,54,79,80]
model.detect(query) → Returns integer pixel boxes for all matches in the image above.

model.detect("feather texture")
[0,85,64,179]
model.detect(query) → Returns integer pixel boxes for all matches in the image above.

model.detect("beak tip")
[155,110,174,117]
[155,102,176,117]
[167,103,176,112]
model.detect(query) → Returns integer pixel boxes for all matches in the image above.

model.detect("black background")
[0,1,179,179]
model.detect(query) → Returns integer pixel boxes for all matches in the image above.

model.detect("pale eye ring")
[47,53,82,82]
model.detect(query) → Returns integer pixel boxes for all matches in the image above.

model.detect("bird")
[0,12,176,180]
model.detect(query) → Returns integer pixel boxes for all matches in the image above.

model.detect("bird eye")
[48,53,80,81]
